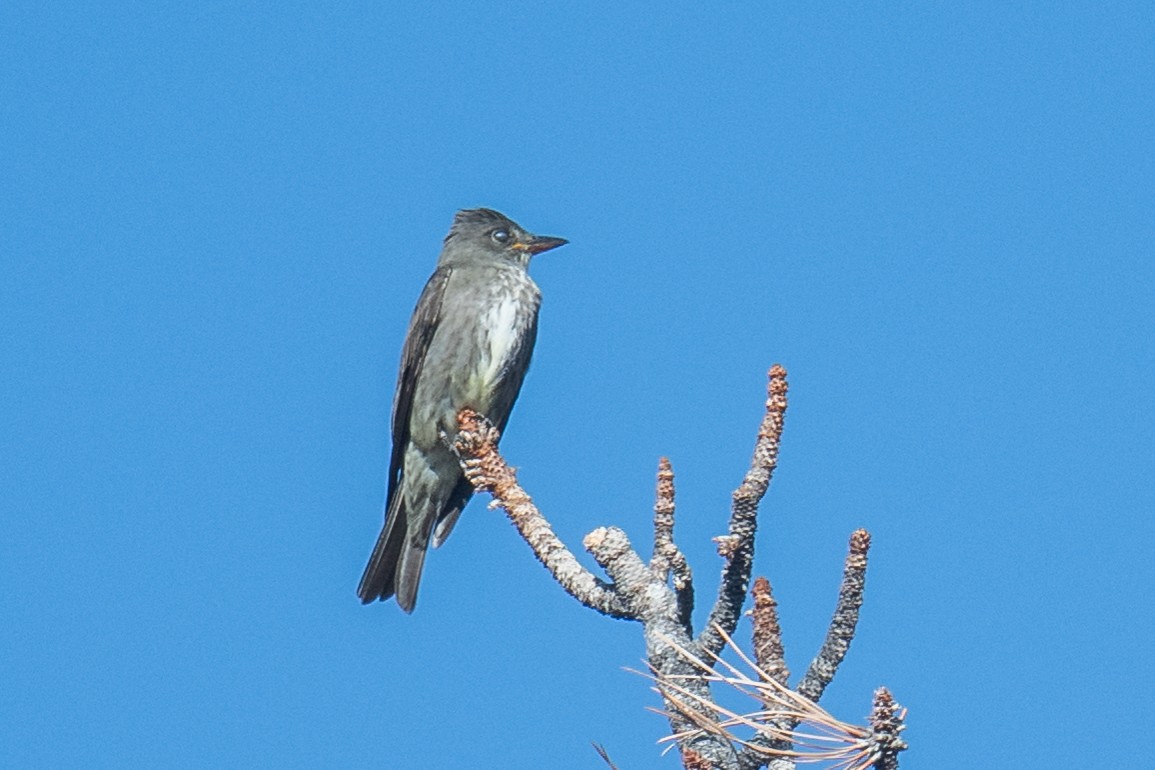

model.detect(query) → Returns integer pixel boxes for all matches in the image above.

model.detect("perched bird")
[358,208,568,611]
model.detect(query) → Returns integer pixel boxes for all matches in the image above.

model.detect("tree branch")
[454,410,742,767]
[735,578,793,769]
[868,687,908,770]
[750,577,789,687]
[698,365,789,656]
[797,529,871,702]
[453,410,633,619]
[449,368,903,770]
[650,457,694,634]
[582,526,651,611]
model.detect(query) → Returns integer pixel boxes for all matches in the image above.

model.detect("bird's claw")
[440,428,462,458]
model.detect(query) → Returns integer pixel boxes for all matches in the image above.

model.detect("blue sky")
[2,3,1152,768]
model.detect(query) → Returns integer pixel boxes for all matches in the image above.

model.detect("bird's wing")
[387,265,453,503]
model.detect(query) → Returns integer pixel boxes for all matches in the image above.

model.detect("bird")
[358,208,568,612]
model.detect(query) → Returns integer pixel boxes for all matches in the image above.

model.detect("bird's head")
[441,208,568,267]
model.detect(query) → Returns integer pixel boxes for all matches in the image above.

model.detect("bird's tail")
[356,493,431,613]
[357,494,406,608]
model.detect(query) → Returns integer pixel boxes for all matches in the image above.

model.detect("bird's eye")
[491,229,510,244]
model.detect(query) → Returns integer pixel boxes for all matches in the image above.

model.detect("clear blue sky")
[3,3,1152,769]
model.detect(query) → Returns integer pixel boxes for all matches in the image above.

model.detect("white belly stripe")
[480,296,520,387]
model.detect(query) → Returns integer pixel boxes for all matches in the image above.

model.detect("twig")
[650,457,694,633]
[751,577,789,687]
[454,410,633,619]
[797,530,871,702]
[699,365,789,656]
[867,688,907,770]
[737,530,874,769]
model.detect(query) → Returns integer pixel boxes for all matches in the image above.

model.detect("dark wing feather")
[357,266,454,605]
[386,265,454,505]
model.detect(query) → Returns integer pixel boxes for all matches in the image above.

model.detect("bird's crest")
[444,208,515,244]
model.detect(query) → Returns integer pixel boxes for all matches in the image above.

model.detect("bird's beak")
[516,235,569,255]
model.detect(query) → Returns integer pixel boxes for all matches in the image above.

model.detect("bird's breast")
[474,296,522,392]
[455,272,540,411]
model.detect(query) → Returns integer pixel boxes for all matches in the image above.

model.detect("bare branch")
[868,688,907,770]
[454,410,634,619]
[653,625,876,770]
[582,527,653,613]
[739,577,792,769]
[651,456,676,571]
[798,529,871,702]
[751,577,789,687]
[698,365,789,655]
[455,412,740,766]
[650,457,694,633]
[450,370,901,769]
[590,527,742,767]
